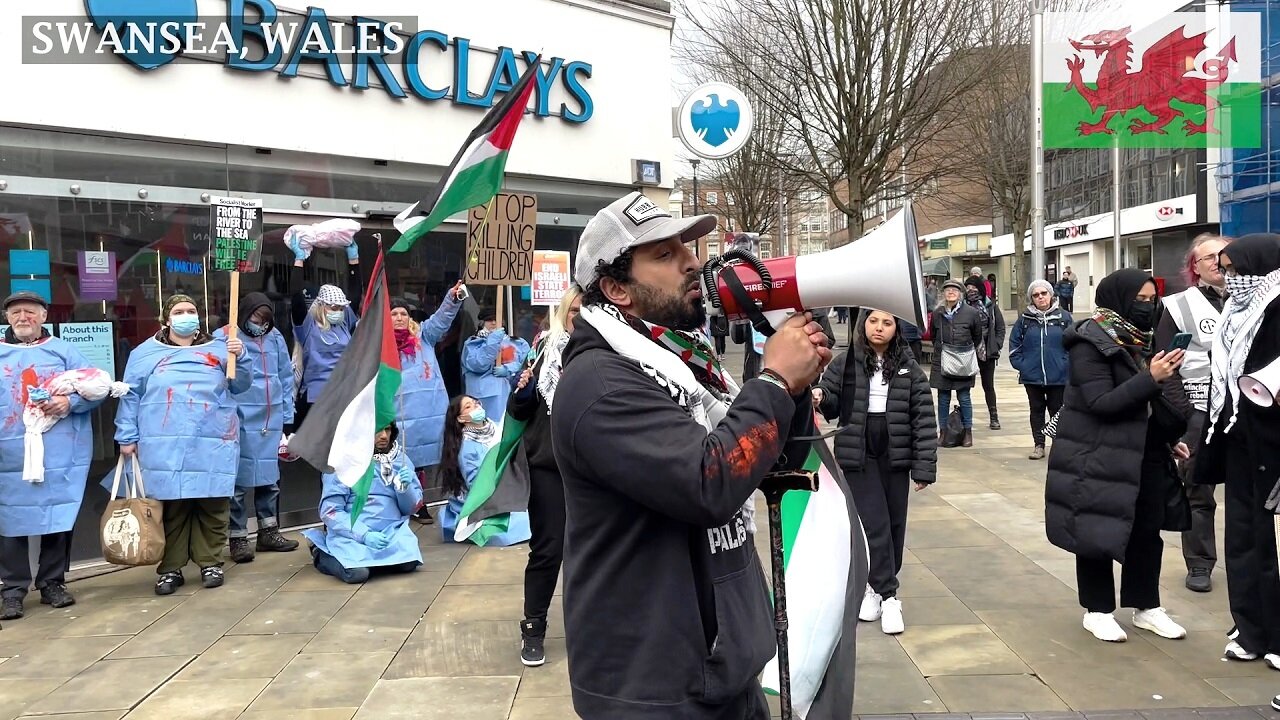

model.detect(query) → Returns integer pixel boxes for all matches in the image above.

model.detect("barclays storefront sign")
[29,0,594,122]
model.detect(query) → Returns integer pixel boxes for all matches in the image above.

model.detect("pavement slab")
[353,676,520,719]
[21,655,192,715]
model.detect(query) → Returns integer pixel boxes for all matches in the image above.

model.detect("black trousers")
[743,345,762,381]
[1222,430,1280,655]
[1179,411,1217,572]
[847,415,910,598]
[1076,458,1165,613]
[0,531,73,598]
[1025,384,1065,447]
[1061,296,1074,312]
[978,358,999,414]
[524,465,566,623]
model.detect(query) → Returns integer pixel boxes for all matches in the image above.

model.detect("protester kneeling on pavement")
[302,424,423,584]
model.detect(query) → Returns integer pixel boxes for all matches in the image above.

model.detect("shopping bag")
[940,406,965,448]
[100,455,165,566]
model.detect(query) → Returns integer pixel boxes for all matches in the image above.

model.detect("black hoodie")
[238,292,273,335]
[550,319,807,720]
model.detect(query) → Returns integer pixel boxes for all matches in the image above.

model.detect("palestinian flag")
[1043,11,1261,148]
[453,417,530,546]
[390,56,542,253]
[762,440,868,719]
[288,250,401,521]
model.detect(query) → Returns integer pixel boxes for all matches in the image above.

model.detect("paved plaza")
[1,335,1278,719]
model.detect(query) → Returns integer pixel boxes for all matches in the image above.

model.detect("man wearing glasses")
[1155,233,1231,594]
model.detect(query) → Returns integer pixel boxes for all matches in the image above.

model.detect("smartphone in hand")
[1168,332,1193,352]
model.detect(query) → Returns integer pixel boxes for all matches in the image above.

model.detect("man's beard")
[631,273,705,331]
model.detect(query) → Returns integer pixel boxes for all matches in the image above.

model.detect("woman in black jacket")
[815,309,936,636]
[1045,268,1191,644]
[965,277,1007,430]
[507,285,582,668]
[929,279,984,446]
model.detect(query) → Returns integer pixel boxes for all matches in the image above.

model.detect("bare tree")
[679,0,992,238]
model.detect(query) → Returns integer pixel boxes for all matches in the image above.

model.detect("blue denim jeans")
[229,484,280,539]
[937,388,974,429]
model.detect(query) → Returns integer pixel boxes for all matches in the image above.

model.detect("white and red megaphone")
[701,203,927,330]
[1239,355,1280,407]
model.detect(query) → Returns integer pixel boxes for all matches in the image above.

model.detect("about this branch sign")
[466,193,537,286]
[209,197,264,272]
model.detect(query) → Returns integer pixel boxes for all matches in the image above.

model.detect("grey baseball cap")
[3,291,48,311]
[574,191,717,287]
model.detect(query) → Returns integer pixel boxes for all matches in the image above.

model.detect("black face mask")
[1126,300,1155,331]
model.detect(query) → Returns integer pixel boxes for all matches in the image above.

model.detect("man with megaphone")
[549,191,833,720]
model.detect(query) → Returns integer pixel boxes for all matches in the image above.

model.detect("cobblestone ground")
[1,330,1276,719]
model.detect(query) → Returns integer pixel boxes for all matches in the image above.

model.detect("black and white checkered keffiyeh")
[1207,269,1280,440]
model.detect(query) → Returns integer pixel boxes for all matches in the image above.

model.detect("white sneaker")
[1083,612,1128,642]
[1265,653,1280,671]
[1224,640,1258,661]
[880,597,904,635]
[859,587,882,622]
[1132,608,1187,640]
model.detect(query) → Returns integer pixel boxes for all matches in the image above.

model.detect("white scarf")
[1207,268,1280,440]
[536,331,570,414]
[578,305,757,530]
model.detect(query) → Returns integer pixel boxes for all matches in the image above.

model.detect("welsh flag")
[288,250,401,521]
[762,440,867,719]
[390,56,541,253]
[452,417,531,546]
[1043,11,1262,148]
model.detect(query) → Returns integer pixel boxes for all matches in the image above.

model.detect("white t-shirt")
[868,361,889,413]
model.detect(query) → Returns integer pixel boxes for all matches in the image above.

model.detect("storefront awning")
[923,257,952,276]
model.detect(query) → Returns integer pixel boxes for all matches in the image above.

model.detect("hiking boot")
[520,618,547,667]
[1133,607,1187,640]
[201,566,225,589]
[1185,568,1212,593]
[0,596,23,620]
[1029,445,1046,460]
[961,429,974,447]
[256,528,298,553]
[229,537,255,564]
[155,571,184,596]
[39,583,75,608]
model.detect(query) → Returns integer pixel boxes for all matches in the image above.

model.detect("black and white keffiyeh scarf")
[1207,268,1280,439]
[372,440,409,491]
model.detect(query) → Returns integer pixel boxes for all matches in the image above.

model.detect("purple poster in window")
[78,251,117,301]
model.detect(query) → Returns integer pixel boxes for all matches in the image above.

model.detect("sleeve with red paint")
[562,360,797,528]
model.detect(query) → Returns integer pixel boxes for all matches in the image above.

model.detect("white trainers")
[859,587,882,622]
[880,597,904,635]
[1265,653,1280,670]
[1083,612,1128,642]
[1132,608,1187,639]
[1224,640,1258,661]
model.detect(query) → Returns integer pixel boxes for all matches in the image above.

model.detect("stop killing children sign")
[467,193,537,286]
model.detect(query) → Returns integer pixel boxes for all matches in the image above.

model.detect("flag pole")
[764,485,794,720]
[1112,138,1122,271]
[1030,0,1046,282]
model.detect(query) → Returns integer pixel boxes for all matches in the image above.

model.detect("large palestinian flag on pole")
[762,440,868,719]
[390,56,542,253]
[1043,11,1261,148]
[288,249,401,521]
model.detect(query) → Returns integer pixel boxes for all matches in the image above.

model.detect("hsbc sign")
[1155,205,1186,222]
[1053,223,1090,240]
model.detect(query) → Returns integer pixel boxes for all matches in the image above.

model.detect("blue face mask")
[245,322,268,337]
[325,310,345,325]
[170,315,200,337]
[467,408,487,424]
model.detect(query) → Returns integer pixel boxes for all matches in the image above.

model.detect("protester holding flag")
[113,295,251,595]
[288,242,362,426]
[437,395,531,547]
[391,282,467,524]
[215,293,298,564]
[462,308,530,420]
[301,423,422,584]
[814,309,936,636]
[508,285,582,667]
[549,192,846,720]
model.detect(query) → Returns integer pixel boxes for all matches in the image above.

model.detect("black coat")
[1045,320,1188,561]
[928,304,984,391]
[818,345,938,484]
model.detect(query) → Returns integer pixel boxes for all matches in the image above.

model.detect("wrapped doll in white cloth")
[24,368,129,483]
[283,219,360,261]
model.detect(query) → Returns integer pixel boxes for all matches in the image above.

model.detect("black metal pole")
[692,159,701,215]
[765,486,793,720]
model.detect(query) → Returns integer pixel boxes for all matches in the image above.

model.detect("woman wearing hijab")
[390,281,467,523]
[215,293,298,563]
[508,285,582,666]
[1046,269,1191,643]
[964,277,1006,430]
[114,295,252,595]
[1194,234,1280,669]
[928,279,983,446]
[1009,279,1072,459]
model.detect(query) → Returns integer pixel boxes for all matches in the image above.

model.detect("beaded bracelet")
[757,368,794,396]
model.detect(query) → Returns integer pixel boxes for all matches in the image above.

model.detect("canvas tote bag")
[100,454,165,566]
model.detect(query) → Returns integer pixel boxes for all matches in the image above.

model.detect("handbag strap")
[109,455,129,500]
[129,454,147,499]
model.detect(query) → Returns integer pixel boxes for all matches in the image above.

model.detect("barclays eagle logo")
[689,93,742,148]
[84,0,198,70]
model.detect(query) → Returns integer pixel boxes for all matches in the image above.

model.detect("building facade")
[1218,0,1280,236]
[1,0,678,564]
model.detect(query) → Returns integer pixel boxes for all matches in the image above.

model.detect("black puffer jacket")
[818,344,938,484]
[928,303,984,391]
[1045,319,1187,561]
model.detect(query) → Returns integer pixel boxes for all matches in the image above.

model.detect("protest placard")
[531,250,571,307]
[465,193,537,286]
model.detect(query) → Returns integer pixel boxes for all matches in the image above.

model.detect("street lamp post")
[691,159,701,215]
[1030,0,1047,281]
